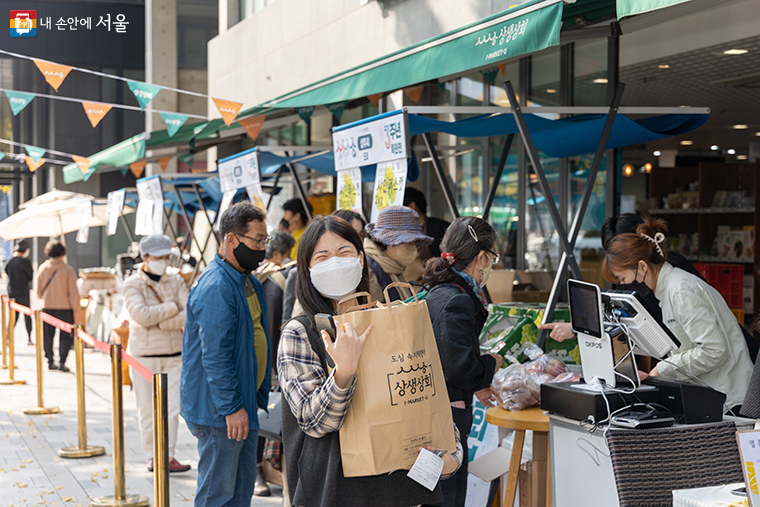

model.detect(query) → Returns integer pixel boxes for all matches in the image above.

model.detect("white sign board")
[135,176,164,236]
[332,110,408,172]
[370,158,407,223]
[105,189,126,237]
[246,184,266,210]
[76,200,92,244]
[337,167,363,215]
[737,430,760,507]
[218,148,261,194]
[215,190,237,232]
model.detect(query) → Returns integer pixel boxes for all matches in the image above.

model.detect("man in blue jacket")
[181,202,271,507]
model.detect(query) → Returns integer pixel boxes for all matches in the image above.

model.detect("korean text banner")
[333,110,408,172]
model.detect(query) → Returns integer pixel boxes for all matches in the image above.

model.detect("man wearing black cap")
[4,240,34,345]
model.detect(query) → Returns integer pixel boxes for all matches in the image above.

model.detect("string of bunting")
[0,138,87,173]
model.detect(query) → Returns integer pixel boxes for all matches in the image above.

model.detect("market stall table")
[486,406,550,507]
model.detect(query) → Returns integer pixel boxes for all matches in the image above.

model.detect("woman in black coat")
[422,216,501,507]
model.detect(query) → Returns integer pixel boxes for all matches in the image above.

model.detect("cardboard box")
[486,270,552,304]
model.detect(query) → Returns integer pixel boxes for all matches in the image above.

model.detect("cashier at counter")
[603,218,753,411]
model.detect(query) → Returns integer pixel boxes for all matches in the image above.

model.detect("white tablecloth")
[673,483,748,507]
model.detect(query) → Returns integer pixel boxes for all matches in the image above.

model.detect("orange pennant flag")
[33,60,73,92]
[403,85,425,104]
[82,102,113,128]
[157,157,172,172]
[72,155,91,175]
[130,161,147,178]
[497,62,508,76]
[367,93,383,107]
[237,115,266,142]
[25,156,45,173]
[213,98,243,127]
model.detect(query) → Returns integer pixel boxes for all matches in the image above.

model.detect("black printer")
[642,376,725,424]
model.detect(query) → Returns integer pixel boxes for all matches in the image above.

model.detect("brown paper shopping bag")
[334,283,457,477]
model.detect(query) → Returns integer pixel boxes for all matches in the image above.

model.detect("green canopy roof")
[616,0,692,19]
[62,133,145,184]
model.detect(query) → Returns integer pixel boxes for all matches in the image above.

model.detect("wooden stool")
[486,406,551,507]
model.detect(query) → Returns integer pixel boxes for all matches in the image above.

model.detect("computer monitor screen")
[569,280,603,338]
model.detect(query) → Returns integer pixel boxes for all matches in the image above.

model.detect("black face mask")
[233,241,266,272]
[618,280,652,298]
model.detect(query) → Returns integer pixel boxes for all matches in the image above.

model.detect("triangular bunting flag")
[82,101,113,128]
[24,145,46,164]
[129,161,147,179]
[33,60,73,92]
[120,167,129,177]
[297,106,315,123]
[237,115,266,142]
[72,155,91,175]
[178,153,194,168]
[127,80,162,111]
[6,91,34,116]
[367,94,383,107]
[437,82,447,92]
[25,156,45,173]
[159,112,189,137]
[481,67,500,85]
[497,62,508,76]
[157,157,171,172]
[326,101,348,120]
[403,85,425,104]
[212,98,243,127]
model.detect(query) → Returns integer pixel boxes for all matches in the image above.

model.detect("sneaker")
[169,458,191,473]
[147,458,153,472]
[59,364,70,373]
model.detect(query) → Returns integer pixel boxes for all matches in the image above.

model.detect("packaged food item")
[492,362,538,412]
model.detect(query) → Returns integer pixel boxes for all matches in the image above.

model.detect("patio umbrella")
[18,189,93,209]
[0,194,134,240]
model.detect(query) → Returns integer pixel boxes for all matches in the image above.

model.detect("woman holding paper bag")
[423,217,502,507]
[277,215,462,507]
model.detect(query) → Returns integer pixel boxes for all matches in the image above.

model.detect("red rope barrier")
[10,301,34,317]
[40,311,74,333]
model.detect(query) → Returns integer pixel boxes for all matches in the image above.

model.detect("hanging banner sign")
[326,101,348,120]
[135,175,164,236]
[215,190,237,231]
[72,155,91,175]
[297,106,315,123]
[24,145,46,163]
[105,189,126,237]
[218,147,261,194]
[246,184,266,210]
[212,98,243,127]
[160,112,189,137]
[33,60,73,91]
[76,200,92,244]
[403,85,424,104]
[367,94,383,107]
[127,80,162,111]
[82,101,113,128]
[130,161,147,179]
[332,109,409,172]
[337,167,363,216]
[370,158,407,223]
[6,91,34,116]
[238,115,266,142]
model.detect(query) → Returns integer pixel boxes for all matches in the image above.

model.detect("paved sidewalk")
[0,320,284,507]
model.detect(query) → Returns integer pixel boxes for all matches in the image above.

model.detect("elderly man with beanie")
[364,205,433,303]
[5,239,34,345]
[123,234,191,473]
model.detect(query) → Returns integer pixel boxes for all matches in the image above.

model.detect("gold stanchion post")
[0,300,25,385]
[23,311,60,414]
[153,373,169,507]
[2,297,8,369]
[59,325,105,458]
[89,344,149,507]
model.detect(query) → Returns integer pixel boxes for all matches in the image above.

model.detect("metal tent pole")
[172,187,196,245]
[119,214,136,243]
[267,165,284,211]
[286,163,312,221]
[421,133,459,219]
[483,134,514,221]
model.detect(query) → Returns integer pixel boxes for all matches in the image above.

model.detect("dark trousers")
[9,293,32,338]
[422,406,472,507]
[43,309,74,366]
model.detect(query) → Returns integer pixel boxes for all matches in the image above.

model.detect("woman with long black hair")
[277,215,462,507]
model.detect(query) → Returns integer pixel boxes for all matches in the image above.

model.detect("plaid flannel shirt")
[277,319,463,477]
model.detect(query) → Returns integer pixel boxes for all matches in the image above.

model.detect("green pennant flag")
[481,67,500,85]
[127,80,163,111]
[326,101,348,120]
[159,112,189,137]
[120,167,129,176]
[24,145,46,164]
[6,91,35,116]
[178,153,194,167]
[297,106,315,123]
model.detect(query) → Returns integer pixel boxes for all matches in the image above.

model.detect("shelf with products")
[649,162,758,320]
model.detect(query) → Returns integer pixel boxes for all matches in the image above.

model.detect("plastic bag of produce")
[492,362,538,412]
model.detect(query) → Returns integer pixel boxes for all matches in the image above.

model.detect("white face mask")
[147,260,169,276]
[310,256,363,300]
[481,263,492,286]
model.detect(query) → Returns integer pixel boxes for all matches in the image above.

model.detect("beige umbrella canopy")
[0,190,133,240]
